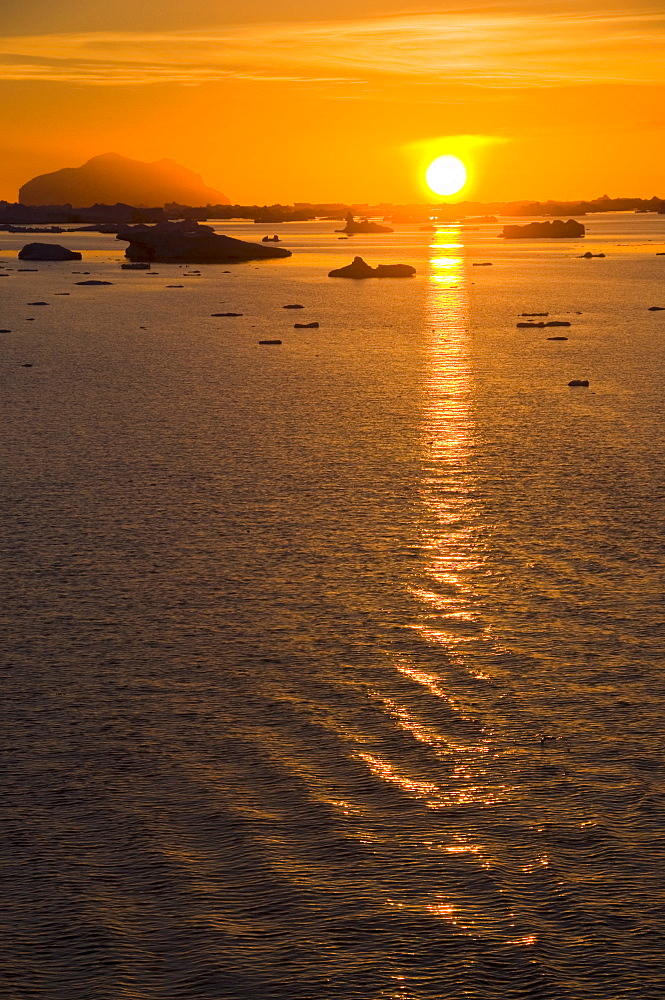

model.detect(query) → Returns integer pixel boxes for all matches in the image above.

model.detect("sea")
[1,214,664,999]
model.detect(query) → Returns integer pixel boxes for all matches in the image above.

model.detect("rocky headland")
[19,153,229,209]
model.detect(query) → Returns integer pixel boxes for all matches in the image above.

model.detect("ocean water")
[1,214,664,999]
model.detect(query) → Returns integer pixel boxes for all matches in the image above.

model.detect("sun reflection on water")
[361,232,534,948]
[413,227,488,655]
[392,229,511,805]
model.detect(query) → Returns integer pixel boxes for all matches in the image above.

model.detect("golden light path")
[416,226,485,667]
[356,234,519,969]
[425,155,467,196]
[344,234,541,970]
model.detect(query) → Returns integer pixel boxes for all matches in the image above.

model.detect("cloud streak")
[0,10,663,88]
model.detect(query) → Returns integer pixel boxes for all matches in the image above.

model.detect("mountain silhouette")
[19,153,230,207]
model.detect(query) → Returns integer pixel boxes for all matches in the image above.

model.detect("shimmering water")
[1,215,665,999]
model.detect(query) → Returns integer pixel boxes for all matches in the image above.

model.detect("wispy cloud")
[0,10,663,87]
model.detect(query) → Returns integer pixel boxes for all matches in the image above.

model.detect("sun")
[425,155,467,197]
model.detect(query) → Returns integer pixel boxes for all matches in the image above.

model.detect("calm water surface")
[1,215,664,998]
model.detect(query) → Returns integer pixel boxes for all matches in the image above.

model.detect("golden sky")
[1,0,664,204]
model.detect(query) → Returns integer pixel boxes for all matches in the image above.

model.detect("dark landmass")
[116,220,292,263]
[19,153,229,208]
[502,219,585,239]
[506,194,664,218]
[385,195,664,222]
[252,208,315,223]
[328,256,415,279]
[1,194,663,231]
[1,225,69,234]
[0,202,166,228]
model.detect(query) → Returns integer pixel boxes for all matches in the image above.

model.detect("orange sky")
[1,0,664,204]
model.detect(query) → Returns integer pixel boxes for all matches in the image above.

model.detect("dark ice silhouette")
[18,243,81,261]
[336,212,394,235]
[328,256,415,278]
[116,220,292,263]
[502,219,585,239]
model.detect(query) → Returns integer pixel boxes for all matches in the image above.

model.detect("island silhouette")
[19,153,230,209]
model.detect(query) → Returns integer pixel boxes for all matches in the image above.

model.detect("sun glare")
[426,155,467,197]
